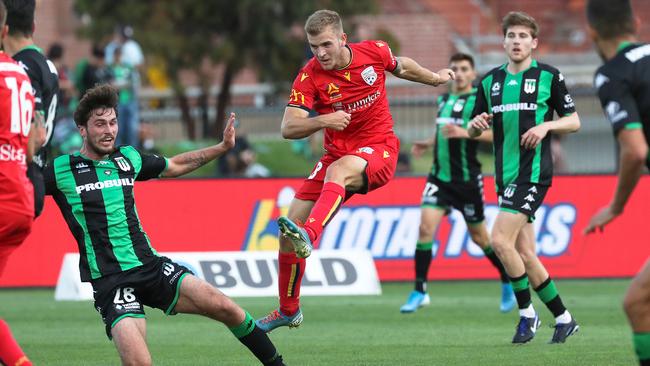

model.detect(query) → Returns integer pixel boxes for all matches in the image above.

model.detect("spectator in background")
[218,135,270,178]
[78,44,112,98]
[47,43,82,155]
[111,47,140,148]
[105,26,144,69]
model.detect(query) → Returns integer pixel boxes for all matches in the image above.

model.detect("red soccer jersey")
[0,53,35,217]
[287,40,399,156]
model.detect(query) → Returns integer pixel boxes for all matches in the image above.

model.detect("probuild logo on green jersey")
[75,178,135,194]
[491,103,537,113]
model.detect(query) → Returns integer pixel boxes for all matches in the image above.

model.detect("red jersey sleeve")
[287,66,317,112]
[370,40,398,73]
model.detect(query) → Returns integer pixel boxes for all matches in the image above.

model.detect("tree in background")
[74,0,377,140]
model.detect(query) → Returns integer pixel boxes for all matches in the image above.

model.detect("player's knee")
[418,222,435,239]
[468,230,488,247]
[622,288,645,319]
[517,247,537,266]
[122,352,152,366]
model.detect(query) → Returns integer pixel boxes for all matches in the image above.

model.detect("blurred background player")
[2,0,60,218]
[468,11,581,344]
[585,1,650,364]
[400,53,516,314]
[43,84,285,366]
[256,9,455,333]
[0,1,36,364]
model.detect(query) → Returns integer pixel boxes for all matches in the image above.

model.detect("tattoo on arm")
[175,150,208,171]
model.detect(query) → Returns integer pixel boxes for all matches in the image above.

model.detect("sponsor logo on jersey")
[75,178,135,194]
[437,117,464,126]
[605,101,628,123]
[491,103,537,113]
[524,79,536,94]
[343,71,351,81]
[98,160,110,165]
[326,82,342,100]
[288,89,306,106]
[0,144,26,164]
[75,162,89,169]
[357,146,374,155]
[594,73,609,89]
[491,82,501,96]
[558,73,565,82]
[524,194,535,202]
[564,94,575,109]
[383,150,390,158]
[341,90,381,113]
[625,44,650,63]
[521,203,532,210]
[300,73,309,82]
[508,79,518,86]
[104,170,112,175]
[361,66,377,86]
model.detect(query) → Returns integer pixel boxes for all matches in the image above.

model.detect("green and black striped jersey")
[44,146,168,282]
[472,60,576,192]
[595,42,650,170]
[431,89,481,183]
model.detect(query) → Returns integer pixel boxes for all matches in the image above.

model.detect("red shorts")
[0,209,32,276]
[295,137,400,202]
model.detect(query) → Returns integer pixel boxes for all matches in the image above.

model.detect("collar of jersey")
[501,59,538,75]
[336,45,353,70]
[616,41,636,53]
[76,151,112,162]
[17,44,43,55]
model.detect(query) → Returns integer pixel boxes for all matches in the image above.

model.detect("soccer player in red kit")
[0,2,36,364]
[256,9,455,332]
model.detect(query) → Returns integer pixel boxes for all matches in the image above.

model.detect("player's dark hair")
[449,53,474,68]
[305,9,343,36]
[74,84,119,127]
[502,11,539,39]
[0,1,6,30]
[2,0,35,37]
[586,0,635,39]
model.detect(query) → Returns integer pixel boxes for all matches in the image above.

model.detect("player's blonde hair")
[502,11,539,39]
[305,10,343,36]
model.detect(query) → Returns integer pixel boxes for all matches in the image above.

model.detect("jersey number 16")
[4,77,33,137]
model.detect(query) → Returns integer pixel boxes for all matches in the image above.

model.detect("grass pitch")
[0,280,635,365]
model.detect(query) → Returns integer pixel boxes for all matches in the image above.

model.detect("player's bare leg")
[174,275,284,365]
[467,222,515,312]
[112,317,151,366]
[400,207,445,313]
[624,259,650,364]
[491,211,540,343]
[516,223,578,343]
[258,199,313,332]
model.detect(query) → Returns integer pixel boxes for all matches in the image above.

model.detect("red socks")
[303,182,345,242]
[278,252,305,316]
[0,319,31,366]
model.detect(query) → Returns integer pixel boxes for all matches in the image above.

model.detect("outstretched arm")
[392,57,455,86]
[584,128,648,234]
[162,112,237,178]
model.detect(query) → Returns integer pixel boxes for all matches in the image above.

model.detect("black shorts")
[91,256,193,339]
[26,163,44,218]
[420,174,485,224]
[497,182,549,221]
